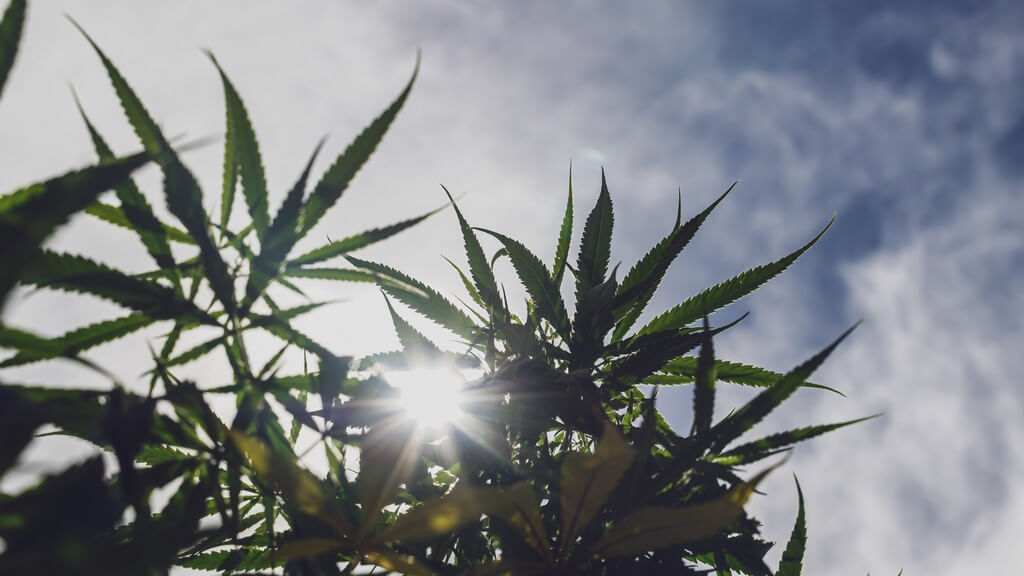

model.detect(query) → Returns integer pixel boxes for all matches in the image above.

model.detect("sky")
[2,1,1023,573]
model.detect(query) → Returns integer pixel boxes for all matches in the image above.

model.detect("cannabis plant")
[0,1,870,574]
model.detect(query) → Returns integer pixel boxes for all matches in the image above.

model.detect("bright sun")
[385,366,470,429]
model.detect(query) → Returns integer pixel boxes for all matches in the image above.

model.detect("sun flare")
[385,366,471,429]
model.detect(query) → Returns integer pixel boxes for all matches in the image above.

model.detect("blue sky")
[1,1,1022,573]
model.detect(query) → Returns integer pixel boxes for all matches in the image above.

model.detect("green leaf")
[283,266,378,282]
[588,463,779,559]
[73,93,180,290]
[691,317,716,438]
[0,386,40,478]
[0,313,154,367]
[85,202,194,244]
[347,255,478,340]
[443,255,485,310]
[553,163,574,286]
[254,314,337,360]
[612,182,736,341]
[710,323,858,452]
[380,291,445,362]
[209,52,269,238]
[243,140,325,306]
[361,550,435,576]
[19,251,212,323]
[559,420,635,560]
[575,168,613,301]
[660,356,842,394]
[75,22,237,313]
[476,228,571,341]
[637,216,833,337]
[443,186,500,310]
[716,415,879,465]
[608,314,745,387]
[230,431,353,538]
[0,0,25,100]
[289,205,444,267]
[777,477,806,576]
[375,482,552,562]
[300,55,418,236]
[0,151,150,304]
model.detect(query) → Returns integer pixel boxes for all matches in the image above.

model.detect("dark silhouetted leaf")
[691,317,716,438]
[20,251,211,322]
[289,204,444,267]
[209,52,269,238]
[0,312,153,367]
[477,228,570,340]
[575,169,613,302]
[553,163,574,286]
[0,0,25,99]
[710,323,858,452]
[612,182,735,341]
[76,22,237,313]
[777,478,806,576]
[716,415,879,466]
[0,151,149,304]
[660,356,842,395]
[637,216,833,336]
[347,255,478,340]
[246,139,325,304]
[74,93,179,289]
[443,186,500,310]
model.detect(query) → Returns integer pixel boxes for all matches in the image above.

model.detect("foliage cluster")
[0,2,869,574]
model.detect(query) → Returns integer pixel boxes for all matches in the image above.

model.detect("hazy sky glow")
[1,1,1023,573]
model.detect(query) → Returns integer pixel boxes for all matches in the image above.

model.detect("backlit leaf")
[230,431,353,538]
[588,463,779,559]
[559,420,635,560]
[347,255,478,340]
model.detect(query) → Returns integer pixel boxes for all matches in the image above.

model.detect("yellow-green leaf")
[230,431,353,538]
[375,482,551,562]
[559,420,635,560]
[587,462,779,559]
[362,550,434,576]
[357,420,419,539]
